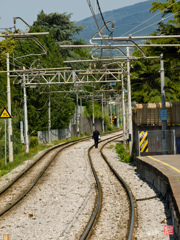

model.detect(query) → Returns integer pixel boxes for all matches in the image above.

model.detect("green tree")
[33,11,85,44]
[0,10,88,163]
[32,11,90,69]
[11,11,88,135]
[0,37,17,107]
[130,0,180,103]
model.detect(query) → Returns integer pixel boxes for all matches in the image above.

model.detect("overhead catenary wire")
[121,0,180,37]
[131,12,178,36]
[130,64,180,81]
[27,97,49,111]
[86,0,115,60]
[10,56,31,70]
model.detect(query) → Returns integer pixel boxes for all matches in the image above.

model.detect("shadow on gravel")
[134,168,178,240]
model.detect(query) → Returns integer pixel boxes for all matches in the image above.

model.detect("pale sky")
[0,0,147,30]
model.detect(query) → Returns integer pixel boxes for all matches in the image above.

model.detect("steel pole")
[80,97,83,135]
[161,54,165,110]
[23,67,29,153]
[126,47,133,154]
[48,95,51,144]
[6,53,13,162]
[5,119,7,166]
[160,54,167,154]
[92,94,95,131]
[102,94,104,133]
[76,93,79,137]
[121,68,126,146]
[116,95,120,128]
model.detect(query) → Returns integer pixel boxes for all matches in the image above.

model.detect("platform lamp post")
[6,53,13,162]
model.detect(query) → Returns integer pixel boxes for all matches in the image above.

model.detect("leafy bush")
[13,135,23,154]
[107,124,117,131]
[115,142,124,153]
[29,137,39,148]
[115,143,133,163]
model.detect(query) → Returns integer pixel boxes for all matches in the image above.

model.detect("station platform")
[136,154,180,238]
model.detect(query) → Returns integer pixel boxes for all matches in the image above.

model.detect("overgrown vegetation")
[115,143,133,163]
[29,137,39,148]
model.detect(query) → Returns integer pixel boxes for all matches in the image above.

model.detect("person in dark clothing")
[92,128,100,148]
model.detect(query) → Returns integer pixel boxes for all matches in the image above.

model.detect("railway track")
[0,130,136,239]
[0,131,118,217]
[0,137,89,217]
[81,133,136,240]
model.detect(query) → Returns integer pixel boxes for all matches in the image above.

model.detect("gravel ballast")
[0,135,172,240]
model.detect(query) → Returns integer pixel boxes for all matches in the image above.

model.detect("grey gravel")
[103,141,172,240]
[0,134,172,240]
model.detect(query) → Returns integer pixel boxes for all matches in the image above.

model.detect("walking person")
[92,128,100,148]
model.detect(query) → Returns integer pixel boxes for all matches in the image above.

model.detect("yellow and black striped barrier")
[139,131,148,153]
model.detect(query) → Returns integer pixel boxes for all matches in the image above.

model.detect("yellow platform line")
[147,156,180,174]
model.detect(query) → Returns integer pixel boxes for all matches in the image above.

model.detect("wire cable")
[121,0,180,37]
[96,0,113,34]
[27,98,49,111]
[131,12,177,36]
[10,56,30,70]
[130,64,180,81]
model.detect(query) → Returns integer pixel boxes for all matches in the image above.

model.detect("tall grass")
[115,143,133,163]
[0,144,55,178]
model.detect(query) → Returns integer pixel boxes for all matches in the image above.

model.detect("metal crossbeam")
[64,56,160,64]
[0,32,49,38]
[0,67,71,74]
[60,44,180,48]
[91,35,180,41]
[8,68,122,86]
[40,89,119,94]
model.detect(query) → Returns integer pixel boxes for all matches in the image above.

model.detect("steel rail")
[0,130,120,217]
[0,137,90,217]
[80,134,134,240]
[80,143,102,240]
[101,137,135,240]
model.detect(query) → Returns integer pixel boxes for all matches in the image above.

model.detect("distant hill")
[75,0,162,43]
